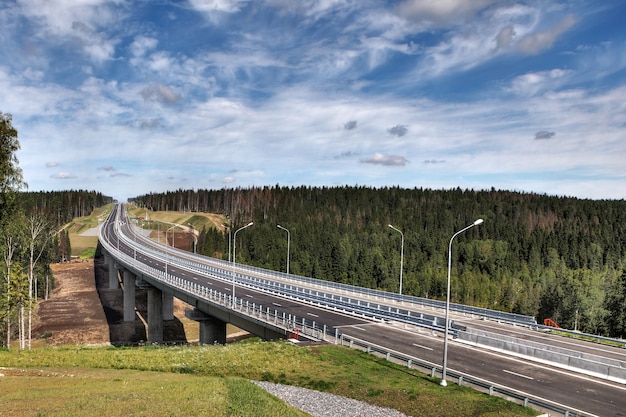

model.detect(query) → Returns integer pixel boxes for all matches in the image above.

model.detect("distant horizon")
[3,1,625,202]
[19,183,626,205]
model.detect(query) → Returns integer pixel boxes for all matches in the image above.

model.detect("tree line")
[133,186,626,338]
[1,111,112,349]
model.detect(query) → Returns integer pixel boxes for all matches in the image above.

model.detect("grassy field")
[0,341,537,417]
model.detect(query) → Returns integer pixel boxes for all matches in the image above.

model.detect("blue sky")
[1,1,625,202]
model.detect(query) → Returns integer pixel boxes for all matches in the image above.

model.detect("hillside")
[132,186,626,338]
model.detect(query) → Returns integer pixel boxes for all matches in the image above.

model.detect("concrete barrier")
[458,329,626,384]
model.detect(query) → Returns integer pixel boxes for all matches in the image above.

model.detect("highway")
[100,204,626,416]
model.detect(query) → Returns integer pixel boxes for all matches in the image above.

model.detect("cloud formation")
[361,153,408,166]
[1,1,624,201]
[535,131,556,140]
[388,125,408,137]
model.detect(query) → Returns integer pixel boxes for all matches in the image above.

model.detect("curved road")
[101,204,626,416]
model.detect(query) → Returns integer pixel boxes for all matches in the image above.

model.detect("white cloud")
[188,0,246,14]
[140,83,183,105]
[516,14,577,54]
[50,171,76,179]
[361,153,409,166]
[508,69,571,97]
[130,36,158,58]
[395,0,496,26]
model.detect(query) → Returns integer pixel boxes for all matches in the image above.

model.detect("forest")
[133,186,626,338]
[0,188,111,349]
[1,108,113,349]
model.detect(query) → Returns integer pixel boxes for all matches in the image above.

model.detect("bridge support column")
[108,255,120,289]
[122,269,136,322]
[185,309,226,345]
[147,286,163,344]
[162,292,174,320]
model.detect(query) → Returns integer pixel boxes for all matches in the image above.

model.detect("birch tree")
[26,212,53,349]
[0,111,26,348]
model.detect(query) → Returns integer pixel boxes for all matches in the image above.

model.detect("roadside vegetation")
[0,340,537,417]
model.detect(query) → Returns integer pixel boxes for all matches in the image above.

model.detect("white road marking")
[307,313,319,317]
[412,343,434,351]
[272,302,282,307]
[352,326,367,331]
[503,369,534,380]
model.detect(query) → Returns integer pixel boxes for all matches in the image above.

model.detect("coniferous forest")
[133,186,626,338]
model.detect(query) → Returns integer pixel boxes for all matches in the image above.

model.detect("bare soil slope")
[34,259,110,345]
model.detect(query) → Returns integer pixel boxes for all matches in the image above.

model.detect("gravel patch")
[252,381,410,417]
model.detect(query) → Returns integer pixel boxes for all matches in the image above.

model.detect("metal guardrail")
[336,334,595,417]
[535,324,626,348]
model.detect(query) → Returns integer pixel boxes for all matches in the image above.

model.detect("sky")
[1,0,625,202]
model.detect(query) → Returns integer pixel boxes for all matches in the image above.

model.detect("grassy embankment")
[0,340,537,417]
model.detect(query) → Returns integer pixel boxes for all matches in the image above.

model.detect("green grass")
[0,368,307,417]
[0,341,538,417]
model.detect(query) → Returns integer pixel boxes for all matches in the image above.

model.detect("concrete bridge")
[98,204,626,416]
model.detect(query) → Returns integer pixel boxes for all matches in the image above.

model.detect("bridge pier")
[107,254,120,289]
[186,309,227,345]
[162,292,174,321]
[146,286,163,344]
[122,269,136,322]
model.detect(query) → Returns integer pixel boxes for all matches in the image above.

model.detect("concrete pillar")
[123,269,136,322]
[108,257,120,289]
[185,309,227,345]
[199,318,227,345]
[147,286,163,344]
[162,292,174,320]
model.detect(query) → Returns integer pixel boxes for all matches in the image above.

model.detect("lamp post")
[388,224,404,295]
[223,223,232,262]
[187,223,197,253]
[232,222,253,308]
[165,225,178,279]
[277,224,290,275]
[441,218,483,387]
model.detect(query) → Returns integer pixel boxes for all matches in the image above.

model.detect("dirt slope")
[34,259,110,345]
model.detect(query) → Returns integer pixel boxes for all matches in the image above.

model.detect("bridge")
[99,203,626,416]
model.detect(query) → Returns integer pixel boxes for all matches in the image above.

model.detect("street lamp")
[388,224,404,295]
[187,223,197,253]
[223,223,232,262]
[277,224,290,275]
[441,218,483,387]
[232,222,253,307]
[165,225,178,278]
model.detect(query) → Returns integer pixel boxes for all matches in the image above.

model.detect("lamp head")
[474,219,484,225]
